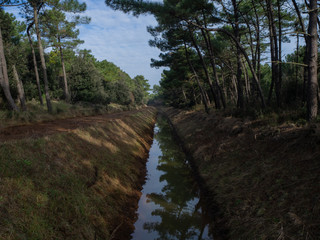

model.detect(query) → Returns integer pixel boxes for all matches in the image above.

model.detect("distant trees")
[0,9,24,111]
[40,1,90,102]
[20,0,90,111]
[27,0,53,112]
[0,1,151,112]
[68,53,108,104]
[26,17,43,105]
[106,0,319,120]
[0,26,19,111]
[133,75,151,104]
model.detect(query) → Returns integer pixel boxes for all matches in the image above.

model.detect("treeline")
[0,0,150,113]
[106,0,319,121]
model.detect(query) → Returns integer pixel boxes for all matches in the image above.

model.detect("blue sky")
[6,0,164,88]
[6,0,299,88]
[77,0,164,87]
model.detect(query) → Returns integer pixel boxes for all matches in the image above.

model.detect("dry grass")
[0,107,156,240]
[163,107,320,240]
[0,100,140,129]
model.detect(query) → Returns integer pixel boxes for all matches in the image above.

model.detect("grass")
[0,100,142,128]
[0,107,156,240]
[163,106,320,239]
[192,102,313,127]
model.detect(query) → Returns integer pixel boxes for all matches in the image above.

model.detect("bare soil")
[0,109,142,142]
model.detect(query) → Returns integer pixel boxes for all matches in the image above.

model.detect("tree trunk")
[236,47,244,108]
[267,15,276,104]
[194,25,266,107]
[295,33,299,100]
[183,42,209,113]
[205,90,211,106]
[190,83,197,105]
[318,17,320,39]
[291,0,309,103]
[58,37,70,102]
[241,57,250,100]
[0,27,19,111]
[27,22,43,105]
[318,86,320,106]
[252,0,262,101]
[181,87,187,102]
[255,8,262,96]
[12,64,26,110]
[206,30,226,109]
[307,0,318,121]
[220,67,227,104]
[33,5,52,113]
[188,26,220,109]
[277,0,282,107]
[198,14,226,108]
[232,0,244,109]
[232,75,238,105]
[224,29,266,108]
[266,0,280,107]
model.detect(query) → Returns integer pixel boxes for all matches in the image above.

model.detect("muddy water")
[131,116,212,240]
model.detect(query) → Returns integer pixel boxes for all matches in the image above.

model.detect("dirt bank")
[0,108,147,142]
[0,107,157,240]
[162,107,320,240]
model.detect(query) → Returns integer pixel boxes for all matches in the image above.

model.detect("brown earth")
[4,105,319,239]
[0,109,144,142]
[162,107,320,240]
[0,107,157,240]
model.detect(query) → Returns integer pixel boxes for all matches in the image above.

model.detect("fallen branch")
[109,221,123,240]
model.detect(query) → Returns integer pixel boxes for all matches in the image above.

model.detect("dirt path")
[0,109,141,142]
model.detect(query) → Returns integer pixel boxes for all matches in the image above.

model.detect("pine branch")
[269,61,308,67]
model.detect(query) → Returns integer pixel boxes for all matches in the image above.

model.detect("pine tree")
[40,1,90,102]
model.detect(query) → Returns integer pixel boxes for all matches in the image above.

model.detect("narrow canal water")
[131,116,212,240]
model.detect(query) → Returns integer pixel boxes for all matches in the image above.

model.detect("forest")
[106,0,319,121]
[0,0,319,121]
[0,0,319,239]
[0,0,151,116]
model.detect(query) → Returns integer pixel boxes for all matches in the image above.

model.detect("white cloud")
[5,0,164,87]
[77,0,164,87]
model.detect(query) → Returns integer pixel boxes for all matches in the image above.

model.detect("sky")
[6,0,165,88]
[77,0,164,87]
[5,0,299,88]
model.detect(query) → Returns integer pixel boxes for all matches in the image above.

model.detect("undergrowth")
[190,103,318,127]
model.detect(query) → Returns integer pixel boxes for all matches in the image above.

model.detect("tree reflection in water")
[141,116,211,240]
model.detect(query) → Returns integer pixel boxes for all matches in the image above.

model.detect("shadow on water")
[131,116,212,240]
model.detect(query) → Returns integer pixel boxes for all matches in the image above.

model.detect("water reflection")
[131,116,211,240]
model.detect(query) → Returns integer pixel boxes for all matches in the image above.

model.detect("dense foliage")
[106,0,319,121]
[0,2,150,112]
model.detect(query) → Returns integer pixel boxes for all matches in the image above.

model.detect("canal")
[131,116,212,240]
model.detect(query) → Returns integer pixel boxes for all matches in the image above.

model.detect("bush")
[104,80,133,106]
[68,57,108,105]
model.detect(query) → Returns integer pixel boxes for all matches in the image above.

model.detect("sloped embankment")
[0,107,157,240]
[162,107,320,239]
